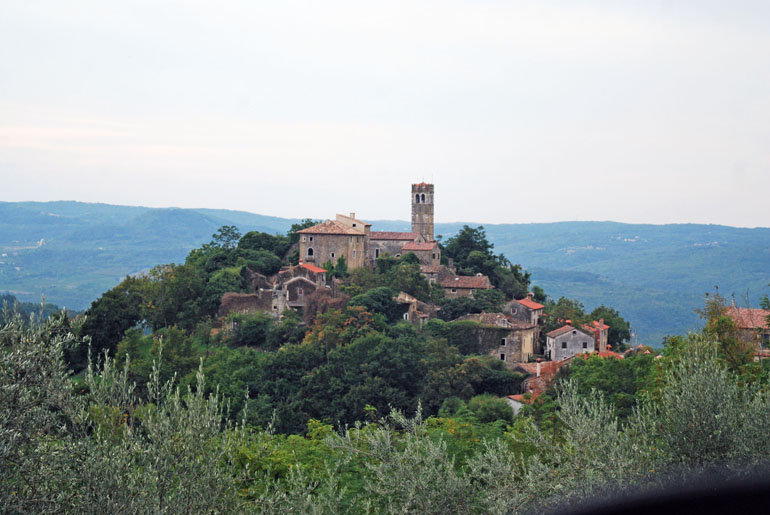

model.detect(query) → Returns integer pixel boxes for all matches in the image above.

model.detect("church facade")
[298,182,440,269]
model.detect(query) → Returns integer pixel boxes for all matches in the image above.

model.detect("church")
[298,183,441,268]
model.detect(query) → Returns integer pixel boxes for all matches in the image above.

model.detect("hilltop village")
[218,183,618,384]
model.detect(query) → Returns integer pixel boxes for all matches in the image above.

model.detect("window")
[421,193,426,203]
[302,236,306,242]
[307,248,314,257]
[500,354,505,361]
[350,237,353,242]
[353,250,356,257]
[297,288,304,297]
[403,313,409,321]
[582,342,587,349]
[309,236,313,242]
[561,341,567,349]
[572,330,576,335]
[352,223,357,227]
[395,254,401,258]
[415,194,420,203]
[432,253,436,259]
[375,249,380,258]
[500,338,506,346]
[273,305,278,310]
[451,288,457,294]
[330,252,335,258]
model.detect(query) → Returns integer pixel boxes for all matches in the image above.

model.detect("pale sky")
[1,1,769,227]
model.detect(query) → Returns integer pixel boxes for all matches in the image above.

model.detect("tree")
[238,231,291,258]
[349,287,403,323]
[589,305,631,348]
[210,225,241,249]
[79,275,147,366]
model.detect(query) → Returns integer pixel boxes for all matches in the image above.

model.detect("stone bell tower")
[411,182,434,242]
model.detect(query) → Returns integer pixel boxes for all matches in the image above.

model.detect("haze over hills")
[2,201,769,345]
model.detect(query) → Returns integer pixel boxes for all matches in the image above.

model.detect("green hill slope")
[2,202,768,345]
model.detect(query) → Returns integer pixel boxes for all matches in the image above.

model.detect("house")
[440,273,493,298]
[517,357,575,395]
[505,292,546,345]
[507,392,539,415]
[454,312,537,364]
[401,240,441,266]
[726,306,770,347]
[545,324,596,361]
[506,293,545,326]
[582,319,610,352]
[298,213,370,269]
[370,231,424,260]
[395,291,439,326]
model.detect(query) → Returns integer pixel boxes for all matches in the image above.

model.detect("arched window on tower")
[307,248,314,257]
[415,194,420,204]
[421,193,426,203]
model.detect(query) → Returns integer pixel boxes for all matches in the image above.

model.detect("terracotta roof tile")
[727,307,770,330]
[440,274,492,289]
[299,263,327,273]
[546,324,592,339]
[420,265,443,274]
[402,241,438,251]
[298,220,365,235]
[370,231,420,241]
[516,297,545,310]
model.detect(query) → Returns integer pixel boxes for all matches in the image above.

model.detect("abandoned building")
[582,319,609,353]
[218,262,328,320]
[454,312,537,365]
[726,305,770,347]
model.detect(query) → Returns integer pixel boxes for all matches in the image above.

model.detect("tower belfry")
[411,182,434,242]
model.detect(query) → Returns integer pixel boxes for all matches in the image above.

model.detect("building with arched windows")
[298,183,441,269]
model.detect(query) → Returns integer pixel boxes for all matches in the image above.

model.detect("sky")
[1,1,769,227]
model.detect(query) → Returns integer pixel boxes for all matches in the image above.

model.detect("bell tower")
[411,182,434,242]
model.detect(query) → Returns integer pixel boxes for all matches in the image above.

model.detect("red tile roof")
[420,265,443,274]
[546,324,592,339]
[299,262,327,274]
[515,297,545,310]
[727,307,770,330]
[440,274,492,289]
[517,357,575,394]
[298,220,365,235]
[508,393,539,404]
[402,241,438,251]
[370,231,420,241]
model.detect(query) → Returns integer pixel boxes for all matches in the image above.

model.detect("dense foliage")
[5,308,770,512]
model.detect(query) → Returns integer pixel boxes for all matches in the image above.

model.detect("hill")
[1,201,768,345]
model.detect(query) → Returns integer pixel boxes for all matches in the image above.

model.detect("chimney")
[527,292,534,299]
[566,319,572,325]
[536,358,542,377]
[349,212,355,219]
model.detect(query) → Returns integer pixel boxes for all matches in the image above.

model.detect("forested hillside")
[2,201,769,345]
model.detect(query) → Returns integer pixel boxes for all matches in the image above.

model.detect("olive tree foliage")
[1,309,250,513]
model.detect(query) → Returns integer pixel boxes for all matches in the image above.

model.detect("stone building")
[411,182,434,242]
[454,312,537,365]
[440,273,493,297]
[297,213,370,269]
[505,293,546,347]
[297,183,439,271]
[582,319,609,353]
[218,262,328,320]
[401,241,441,266]
[370,231,423,260]
[726,306,770,347]
[545,325,595,361]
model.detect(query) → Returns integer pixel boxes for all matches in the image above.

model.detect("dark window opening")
[415,194,420,203]
[307,248,314,257]
[500,353,505,361]
[421,193,426,203]
[375,248,380,258]
[582,342,588,349]
[561,341,567,349]
[500,338,506,346]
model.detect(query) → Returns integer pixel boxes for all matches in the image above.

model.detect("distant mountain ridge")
[2,201,768,345]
